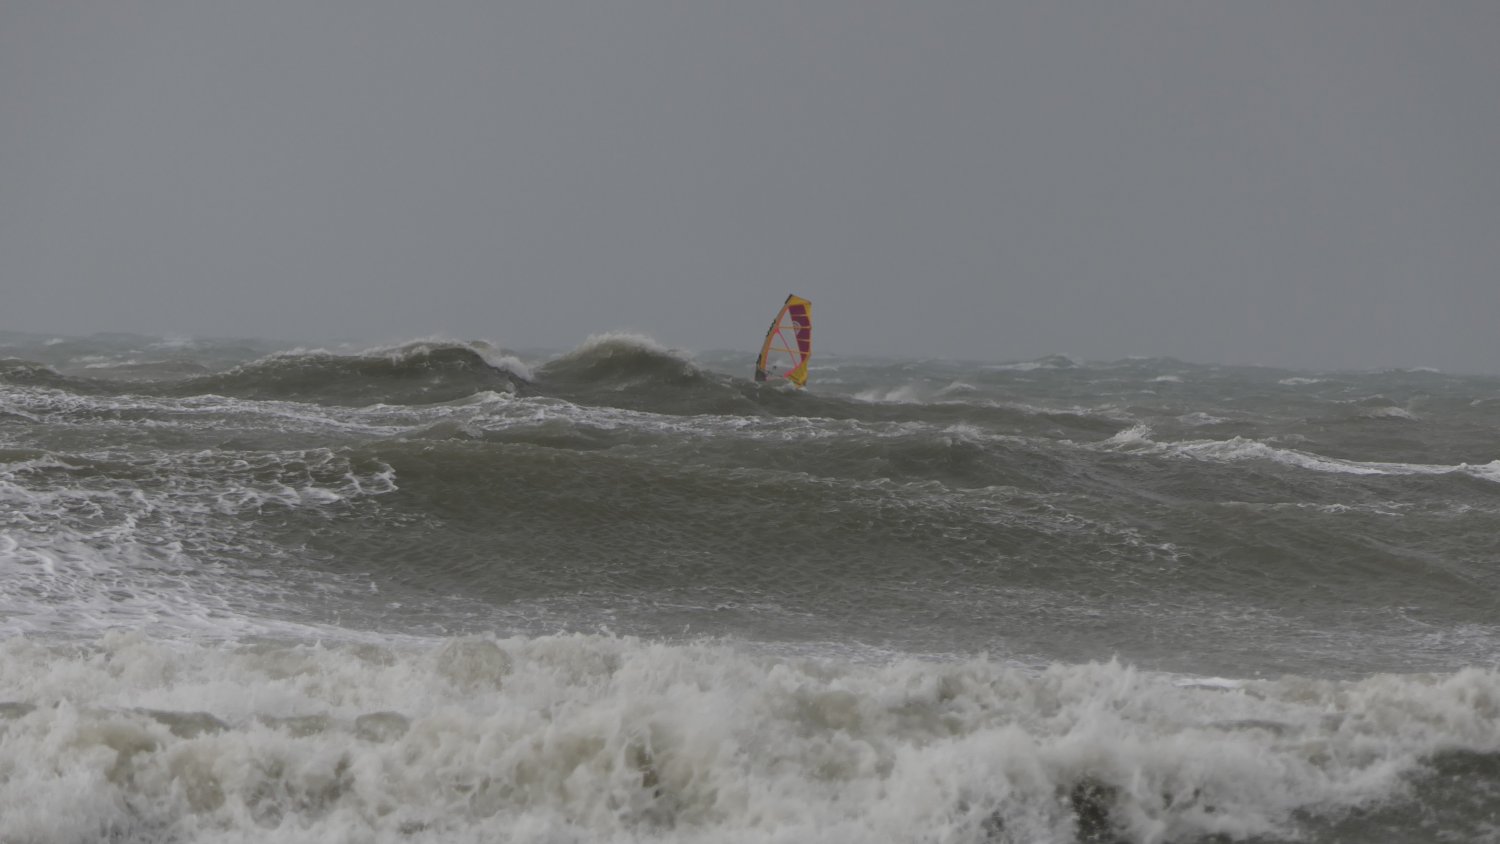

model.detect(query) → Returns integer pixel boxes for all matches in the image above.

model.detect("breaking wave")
[167,342,528,406]
[2,635,1497,844]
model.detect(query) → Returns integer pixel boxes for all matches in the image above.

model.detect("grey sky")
[3,2,1497,371]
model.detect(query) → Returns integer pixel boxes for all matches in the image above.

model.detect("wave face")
[2,331,1500,843]
[167,341,530,406]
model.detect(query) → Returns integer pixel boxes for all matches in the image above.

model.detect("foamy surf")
[3,634,1497,844]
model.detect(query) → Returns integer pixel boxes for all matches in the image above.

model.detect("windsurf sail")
[754,294,812,387]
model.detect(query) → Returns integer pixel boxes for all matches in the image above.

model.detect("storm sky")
[2,2,1497,371]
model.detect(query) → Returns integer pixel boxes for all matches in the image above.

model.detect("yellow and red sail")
[754,294,812,387]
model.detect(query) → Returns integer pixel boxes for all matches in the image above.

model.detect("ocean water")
[1,330,1498,843]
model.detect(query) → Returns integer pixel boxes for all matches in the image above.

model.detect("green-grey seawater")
[1,330,1497,843]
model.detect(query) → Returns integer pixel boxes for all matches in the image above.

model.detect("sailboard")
[754,294,812,387]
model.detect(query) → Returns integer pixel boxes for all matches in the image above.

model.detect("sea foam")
[2,634,1496,844]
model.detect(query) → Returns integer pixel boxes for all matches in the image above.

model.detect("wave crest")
[539,333,704,386]
[169,341,526,406]
[0,359,106,394]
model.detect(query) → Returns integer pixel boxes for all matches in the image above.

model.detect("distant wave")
[983,354,1084,372]
[0,359,112,394]
[166,341,528,406]
[1356,405,1419,421]
[0,359,67,388]
[529,333,777,418]
[1104,424,1500,483]
[537,333,707,387]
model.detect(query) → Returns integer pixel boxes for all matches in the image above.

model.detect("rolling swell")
[349,434,1497,673]
[527,336,1135,446]
[322,429,1207,660]
[0,359,116,395]
[532,333,764,416]
[5,333,1498,671]
[301,340,1500,672]
[165,341,527,406]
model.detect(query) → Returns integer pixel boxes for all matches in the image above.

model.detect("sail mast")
[754,294,812,387]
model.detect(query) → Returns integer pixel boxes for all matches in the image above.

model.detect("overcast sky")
[2,2,1497,370]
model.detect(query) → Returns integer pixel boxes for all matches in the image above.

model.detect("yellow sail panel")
[754,294,812,387]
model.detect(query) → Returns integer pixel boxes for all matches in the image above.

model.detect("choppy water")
[1,329,1498,843]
